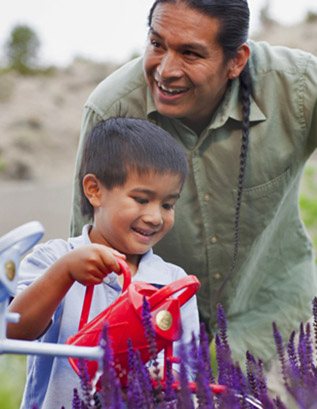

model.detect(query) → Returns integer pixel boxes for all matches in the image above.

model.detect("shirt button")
[103,276,111,284]
[203,194,210,202]
[213,273,221,280]
[210,236,217,244]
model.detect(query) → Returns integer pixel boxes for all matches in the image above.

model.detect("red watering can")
[66,258,200,387]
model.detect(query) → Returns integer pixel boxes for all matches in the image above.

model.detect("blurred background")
[0,1,316,408]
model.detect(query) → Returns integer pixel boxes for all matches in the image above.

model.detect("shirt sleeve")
[17,239,71,293]
[304,53,317,152]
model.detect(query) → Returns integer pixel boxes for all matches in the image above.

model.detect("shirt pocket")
[232,167,292,237]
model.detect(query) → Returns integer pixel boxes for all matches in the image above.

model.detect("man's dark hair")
[79,117,189,219]
[148,0,252,296]
[148,0,249,63]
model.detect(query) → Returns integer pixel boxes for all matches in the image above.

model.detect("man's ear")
[82,174,102,208]
[228,43,250,80]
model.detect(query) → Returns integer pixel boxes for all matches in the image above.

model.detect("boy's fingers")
[111,249,126,259]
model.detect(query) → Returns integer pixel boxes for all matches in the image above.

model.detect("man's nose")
[157,51,182,80]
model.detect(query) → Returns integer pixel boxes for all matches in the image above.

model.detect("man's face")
[143,2,232,134]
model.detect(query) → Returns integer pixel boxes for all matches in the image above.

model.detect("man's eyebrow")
[149,27,209,54]
[149,27,162,38]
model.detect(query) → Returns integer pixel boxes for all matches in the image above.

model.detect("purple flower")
[312,297,317,352]
[246,351,259,398]
[98,322,124,408]
[77,358,93,409]
[195,342,214,408]
[216,304,230,354]
[165,358,176,402]
[141,295,160,379]
[199,323,215,384]
[272,322,288,387]
[72,388,82,409]
[176,342,195,409]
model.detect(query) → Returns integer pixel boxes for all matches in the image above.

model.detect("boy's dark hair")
[79,117,189,219]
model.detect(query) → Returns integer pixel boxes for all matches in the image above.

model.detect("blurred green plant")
[5,24,40,74]
[299,162,317,258]
[0,355,26,409]
[306,11,317,23]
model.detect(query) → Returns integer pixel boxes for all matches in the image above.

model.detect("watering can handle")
[148,275,200,310]
[78,257,131,330]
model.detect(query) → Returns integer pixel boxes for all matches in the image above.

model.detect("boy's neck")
[125,255,140,277]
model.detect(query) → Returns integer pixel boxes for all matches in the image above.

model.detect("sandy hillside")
[0,18,316,243]
[0,59,119,241]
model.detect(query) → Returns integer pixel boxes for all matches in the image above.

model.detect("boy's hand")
[7,244,126,341]
[63,244,126,286]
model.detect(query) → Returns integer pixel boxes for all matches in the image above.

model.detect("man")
[71,0,317,377]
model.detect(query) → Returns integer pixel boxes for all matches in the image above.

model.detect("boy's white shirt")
[17,225,200,409]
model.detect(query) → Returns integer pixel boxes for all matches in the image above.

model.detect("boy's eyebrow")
[132,187,180,200]
[149,27,209,54]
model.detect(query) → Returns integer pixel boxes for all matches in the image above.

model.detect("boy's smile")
[88,170,182,268]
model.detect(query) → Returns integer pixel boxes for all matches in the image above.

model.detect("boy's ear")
[83,174,102,207]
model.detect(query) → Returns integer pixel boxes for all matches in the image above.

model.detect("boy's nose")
[143,206,163,226]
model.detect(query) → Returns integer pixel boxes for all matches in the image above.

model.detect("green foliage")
[306,11,317,23]
[299,163,317,259]
[0,355,26,409]
[5,24,40,74]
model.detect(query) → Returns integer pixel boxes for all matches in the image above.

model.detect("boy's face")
[88,170,182,265]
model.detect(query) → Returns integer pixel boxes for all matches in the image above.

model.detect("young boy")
[7,117,200,409]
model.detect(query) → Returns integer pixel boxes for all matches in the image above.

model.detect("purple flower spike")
[72,388,82,409]
[287,330,299,376]
[177,342,195,409]
[216,303,230,354]
[313,297,317,357]
[165,358,176,402]
[246,350,259,398]
[135,349,154,406]
[199,323,215,384]
[272,322,288,387]
[99,322,124,408]
[215,333,227,386]
[78,358,93,409]
[141,295,160,380]
[195,340,214,408]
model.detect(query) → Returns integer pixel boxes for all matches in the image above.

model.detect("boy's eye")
[162,203,175,210]
[134,197,148,204]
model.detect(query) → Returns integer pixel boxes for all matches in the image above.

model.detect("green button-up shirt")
[71,41,317,364]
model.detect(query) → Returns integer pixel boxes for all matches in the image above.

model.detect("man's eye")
[184,50,202,58]
[151,39,161,48]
